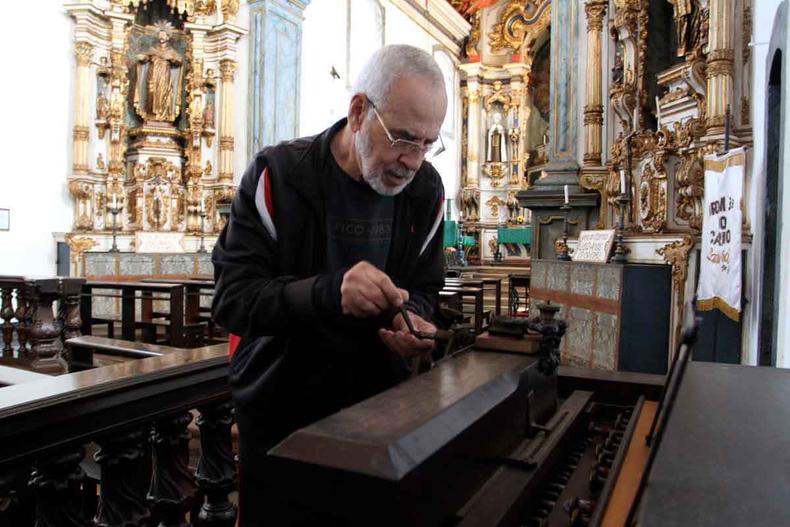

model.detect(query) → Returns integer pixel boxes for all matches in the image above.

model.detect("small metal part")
[398,305,451,341]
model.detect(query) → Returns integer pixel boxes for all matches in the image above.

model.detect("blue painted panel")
[548,0,578,163]
[248,0,309,157]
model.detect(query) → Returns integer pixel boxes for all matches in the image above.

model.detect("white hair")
[353,44,445,113]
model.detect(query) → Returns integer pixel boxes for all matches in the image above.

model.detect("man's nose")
[398,149,424,172]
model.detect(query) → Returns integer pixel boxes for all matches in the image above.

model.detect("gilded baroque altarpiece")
[450,0,753,355]
[65,0,245,263]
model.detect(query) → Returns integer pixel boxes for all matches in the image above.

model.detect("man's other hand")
[340,261,409,317]
[379,310,436,358]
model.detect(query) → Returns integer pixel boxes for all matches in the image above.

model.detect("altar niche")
[66,0,243,256]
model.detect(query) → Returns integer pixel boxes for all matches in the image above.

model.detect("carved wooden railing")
[0,343,236,527]
[0,276,86,374]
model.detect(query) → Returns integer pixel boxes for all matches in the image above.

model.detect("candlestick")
[564,185,569,204]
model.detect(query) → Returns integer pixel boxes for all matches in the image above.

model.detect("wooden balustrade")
[0,276,86,374]
[0,343,236,527]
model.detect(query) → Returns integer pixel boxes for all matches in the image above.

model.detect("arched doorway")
[759,50,783,366]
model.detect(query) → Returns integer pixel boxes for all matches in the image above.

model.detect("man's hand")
[379,310,436,358]
[340,261,409,317]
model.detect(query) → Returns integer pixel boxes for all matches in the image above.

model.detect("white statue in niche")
[487,111,508,163]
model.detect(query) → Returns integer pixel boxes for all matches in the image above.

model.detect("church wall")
[0,5,75,276]
[746,0,788,366]
[235,3,250,182]
[299,0,462,211]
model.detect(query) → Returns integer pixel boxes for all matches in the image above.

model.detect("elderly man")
[212,44,447,524]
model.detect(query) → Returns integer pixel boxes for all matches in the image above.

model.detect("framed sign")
[0,209,9,231]
[572,229,615,263]
[134,232,184,253]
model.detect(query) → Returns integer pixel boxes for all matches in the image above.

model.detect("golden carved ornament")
[483,163,507,188]
[125,0,211,17]
[460,188,480,222]
[485,195,507,218]
[674,151,704,231]
[585,1,607,32]
[221,0,240,20]
[706,49,735,77]
[465,11,481,57]
[638,159,668,233]
[219,60,237,82]
[194,0,216,16]
[467,86,482,105]
[488,236,499,255]
[75,41,93,67]
[489,0,551,53]
[65,234,98,264]
[741,96,750,126]
[485,81,511,112]
[656,234,694,344]
[742,7,752,63]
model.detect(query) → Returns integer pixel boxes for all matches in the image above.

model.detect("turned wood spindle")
[148,412,196,527]
[195,401,237,527]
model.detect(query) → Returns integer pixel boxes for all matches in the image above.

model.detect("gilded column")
[705,0,735,137]
[583,0,607,166]
[218,59,237,183]
[73,41,93,174]
[466,80,481,188]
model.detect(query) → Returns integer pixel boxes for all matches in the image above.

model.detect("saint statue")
[486,112,508,163]
[669,0,694,57]
[96,91,109,121]
[203,101,215,129]
[133,22,183,122]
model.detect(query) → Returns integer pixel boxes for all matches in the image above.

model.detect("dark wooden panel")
[266,351,546,526]
[636,363,790,526]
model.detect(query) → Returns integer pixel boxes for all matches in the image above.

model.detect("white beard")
[356,129,416,196]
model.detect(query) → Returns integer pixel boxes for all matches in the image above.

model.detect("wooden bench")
[65,335,185,372]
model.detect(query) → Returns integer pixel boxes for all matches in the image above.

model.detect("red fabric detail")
[228,333,241,357]
[263,166,274,217]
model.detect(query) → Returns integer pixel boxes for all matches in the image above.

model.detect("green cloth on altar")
[444,221,458,248]
[497,227,532,245]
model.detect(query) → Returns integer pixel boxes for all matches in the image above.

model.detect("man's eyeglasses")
[366,97,445,160]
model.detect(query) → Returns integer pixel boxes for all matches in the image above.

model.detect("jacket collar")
[287,117,435,205]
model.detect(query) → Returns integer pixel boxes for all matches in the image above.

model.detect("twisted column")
[583,1,607,166]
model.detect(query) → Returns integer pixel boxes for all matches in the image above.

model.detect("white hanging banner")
[696,147,745,321]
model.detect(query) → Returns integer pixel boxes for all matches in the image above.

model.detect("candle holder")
[610,193,630,264]
[107,200,123,253]
[611,130,635,264]
[197,209,208,253]
[556,203,572,261]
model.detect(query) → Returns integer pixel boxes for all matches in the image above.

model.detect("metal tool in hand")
[398,305,449,341]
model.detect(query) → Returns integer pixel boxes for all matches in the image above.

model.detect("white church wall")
[746,0,788,366]
[299,0,461,212]
[234,3,251,180]
[0,5,74,277]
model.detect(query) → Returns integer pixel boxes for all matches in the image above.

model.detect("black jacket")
[212,118,445,446]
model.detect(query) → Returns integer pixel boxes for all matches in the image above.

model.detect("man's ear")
[348,93,367,133]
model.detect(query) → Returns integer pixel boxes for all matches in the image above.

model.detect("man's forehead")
[383,77,446,139]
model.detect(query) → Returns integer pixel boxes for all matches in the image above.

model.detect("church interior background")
[0,0,788,369]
